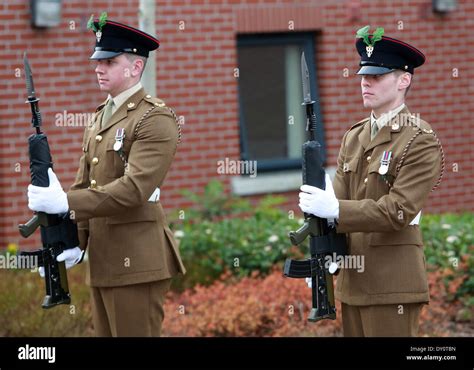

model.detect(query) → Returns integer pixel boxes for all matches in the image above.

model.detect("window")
[237,33,325,172]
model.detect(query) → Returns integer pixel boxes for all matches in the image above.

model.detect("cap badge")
[356,25,384,58]
[366,45,374,58]
[87,12,108,43]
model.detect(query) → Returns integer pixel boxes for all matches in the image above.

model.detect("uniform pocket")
[366,230,427,295]
[106,204,157,224]
[368,155,398,177]
[367,159,381,174]
[343,156,360,173]
[367,156,398,193]
[105,137,132,178]
[108,218,165,276]
[369,226,423,247]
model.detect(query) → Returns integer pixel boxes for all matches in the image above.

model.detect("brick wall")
[1,0,473,248]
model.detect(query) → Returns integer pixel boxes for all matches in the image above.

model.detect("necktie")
[371,120,379,140]
[101,99,114,128]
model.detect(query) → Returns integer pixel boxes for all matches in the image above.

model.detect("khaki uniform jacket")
[333,106,442,306]
[67,88,186,287]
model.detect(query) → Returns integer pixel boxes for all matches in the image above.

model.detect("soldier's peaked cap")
[356,34,425,75]
[89,17,159,60]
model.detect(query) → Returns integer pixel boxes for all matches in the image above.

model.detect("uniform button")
[95,135,102,142]
[367,156,371,162]
[90,180,97,188]
[364,178,368,184]
[92,157,99,165]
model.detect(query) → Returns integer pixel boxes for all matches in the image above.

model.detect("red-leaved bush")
[162,267,472,337]
[162,268,343,337]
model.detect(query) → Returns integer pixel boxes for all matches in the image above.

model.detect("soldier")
[299,26,444,336]
[27,14,185,336]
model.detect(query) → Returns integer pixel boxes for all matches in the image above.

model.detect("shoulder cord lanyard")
[384,128,445,192]
[117,105,182,169]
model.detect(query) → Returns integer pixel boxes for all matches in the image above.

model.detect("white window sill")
[230,166,336,196]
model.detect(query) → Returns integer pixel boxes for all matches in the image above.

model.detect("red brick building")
[1,0,473,249]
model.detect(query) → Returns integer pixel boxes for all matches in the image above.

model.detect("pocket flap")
[369,226,423,246]
[343,156,360,173]
[106,204,157,224]
[368,156,398,174]
[106,137,132,152]
[368,159,381,174]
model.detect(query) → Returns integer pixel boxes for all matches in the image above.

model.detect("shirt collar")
[371,103,406,130]
[107,82,143,113]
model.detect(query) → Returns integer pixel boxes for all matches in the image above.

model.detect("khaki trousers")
[90,279,172,337]
[341,302,424,337]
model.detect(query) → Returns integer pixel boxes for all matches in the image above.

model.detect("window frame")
[237,32,326,172]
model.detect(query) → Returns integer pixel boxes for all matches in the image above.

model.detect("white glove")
[38,247,84,278]
[28,168,69,214]
[305,277,312,288]
[299,174,339,219]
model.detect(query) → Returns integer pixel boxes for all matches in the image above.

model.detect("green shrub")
[171,180,473,307]
[0,209,471,336]
[422,213,473,267]
[170,181,306,290]
[421,212,473,305]
[179,180,253,220]
[0,263,92,336]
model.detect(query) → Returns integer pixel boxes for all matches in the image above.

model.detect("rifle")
[283,52,347,322]
[18,52,79,309]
